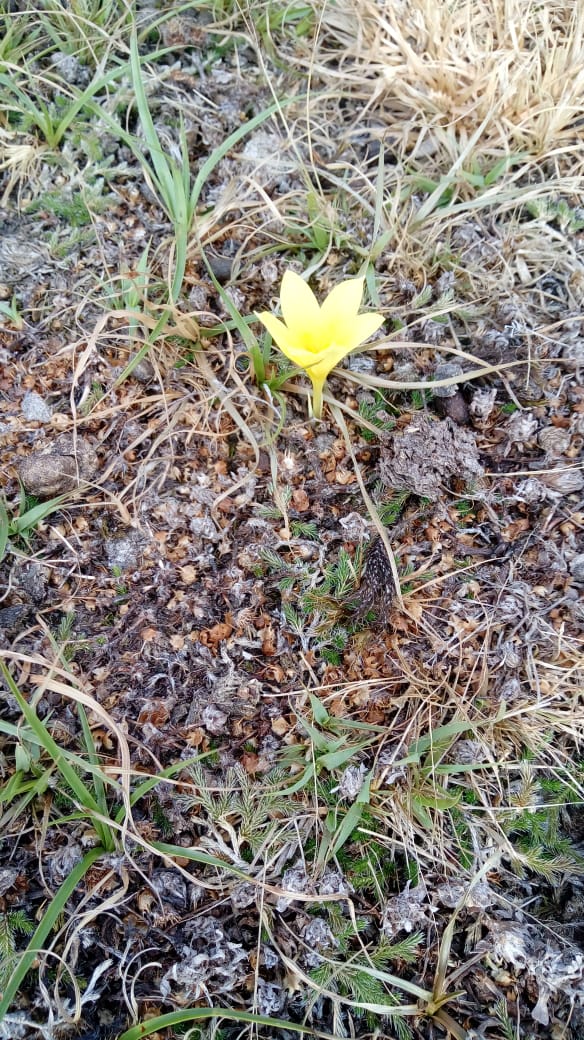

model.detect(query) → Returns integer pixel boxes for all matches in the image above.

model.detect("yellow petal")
[320,277,365,329]
[337,311,385,351]
[320,278,383,349]
[256,311,302,362]
[279,271,322,349]
[302,341,357,383]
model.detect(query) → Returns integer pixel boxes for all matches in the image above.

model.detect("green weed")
[0,911,35,990]
[0,490,67,563]
[0,296,23,329]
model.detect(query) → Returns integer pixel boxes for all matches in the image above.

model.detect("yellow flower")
[256,270,384,418]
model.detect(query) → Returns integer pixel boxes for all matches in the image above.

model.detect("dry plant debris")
[0,2,583,1039]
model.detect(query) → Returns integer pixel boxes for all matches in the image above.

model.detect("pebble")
[433,361,464,397]
[22,391,52,423]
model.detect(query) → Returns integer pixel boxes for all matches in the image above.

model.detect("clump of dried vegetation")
[0,1,583,1038]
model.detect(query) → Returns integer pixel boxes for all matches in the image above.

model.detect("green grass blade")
[0,719,126,792]
[11,494,69,535]
[152,841,252,882]
[76,705,107,814]
[119,1007,337,1040]
[189,95,294,217]
[114,751,216,824]
[130,33,178,218]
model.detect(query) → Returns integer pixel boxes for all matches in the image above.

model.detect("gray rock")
[21,391,52,423]
[432,362,464,398]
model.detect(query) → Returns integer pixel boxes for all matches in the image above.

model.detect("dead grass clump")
[318,0,584,158]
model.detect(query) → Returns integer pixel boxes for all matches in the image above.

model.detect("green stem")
[310,378,324,419]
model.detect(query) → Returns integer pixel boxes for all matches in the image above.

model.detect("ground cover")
[0,2,583,1038]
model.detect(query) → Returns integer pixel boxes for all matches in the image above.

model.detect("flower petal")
[302,341,357,383]
[256,311,303,363]
[336,311,385,352]
[320,277,365,330]
[279,271,322,347]
[320,278,383,350]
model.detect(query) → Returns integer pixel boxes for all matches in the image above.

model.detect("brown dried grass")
[315,0,584,158]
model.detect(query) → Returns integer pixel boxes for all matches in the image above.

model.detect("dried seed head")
[357,536,395,618]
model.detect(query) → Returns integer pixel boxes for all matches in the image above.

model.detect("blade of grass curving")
[331,771,373,857]
[152,841,253,882]
[0,717,133,794]
[129,34,183,220]
[119,1007,340,1040]
[0,769,53,831]
[0,845,104,1022]
[76,703,109,822]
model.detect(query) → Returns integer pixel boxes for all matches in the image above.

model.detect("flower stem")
[310,378,324,420]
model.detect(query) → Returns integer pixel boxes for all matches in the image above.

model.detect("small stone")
[130,356,155,382]
[10,561,48,604]
[0,605,31,635]
[392,361,418,383]
[435,391,469,425]
[207,250,233,283]
[52,51,91,86]
[346,353,377,373]
[22,391,52,423]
